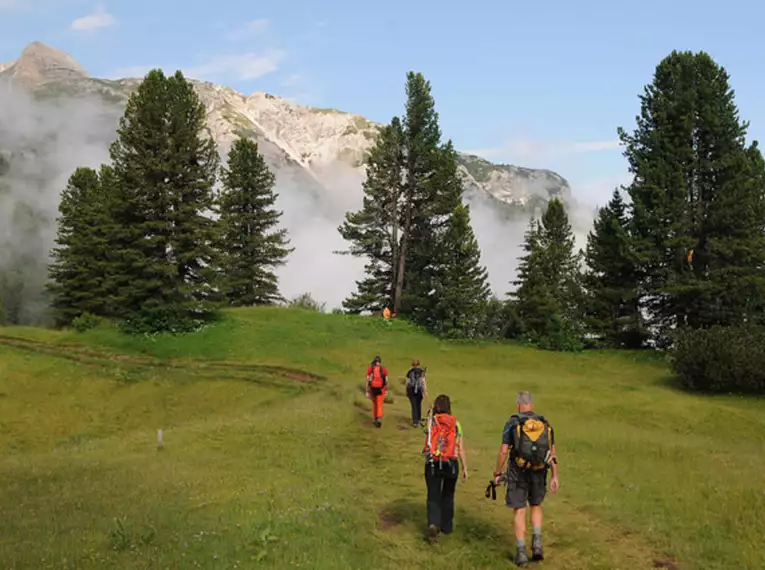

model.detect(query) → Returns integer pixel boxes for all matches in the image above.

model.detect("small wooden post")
[157,429,163,451]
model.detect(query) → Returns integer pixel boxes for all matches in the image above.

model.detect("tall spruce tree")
[47,166,116,326]
[583,189,645,348]
[618,50,765,345]
[218,136,293,306]
[511,198,583,347]
[337,118,404,313]
[107,69,220,332]
[429,203,491,337]
[338,71,463,327]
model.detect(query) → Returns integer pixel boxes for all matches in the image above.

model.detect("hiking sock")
[533,526,541,538]
[516,538,525,550]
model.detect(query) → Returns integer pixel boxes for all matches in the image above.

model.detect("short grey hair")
[516,391,533,406]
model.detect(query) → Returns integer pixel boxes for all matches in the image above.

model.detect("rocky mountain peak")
[0,42,88,87]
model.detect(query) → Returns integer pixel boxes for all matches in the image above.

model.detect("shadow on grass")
[379,497,509,547]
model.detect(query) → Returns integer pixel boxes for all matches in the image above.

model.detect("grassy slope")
[0,307,763,569]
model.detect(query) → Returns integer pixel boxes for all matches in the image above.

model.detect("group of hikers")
[365,356,560,567]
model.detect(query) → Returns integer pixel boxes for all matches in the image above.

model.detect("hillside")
[1,308,763,569]
[0,41,572,219]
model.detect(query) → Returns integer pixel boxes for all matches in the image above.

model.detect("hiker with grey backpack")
[491,391,559,567]
[406,359,428,427]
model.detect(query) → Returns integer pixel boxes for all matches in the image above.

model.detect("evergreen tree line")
[341,53,765,393]
[47,70,292,333]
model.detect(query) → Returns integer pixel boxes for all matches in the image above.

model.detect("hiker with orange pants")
[365,355,388,427]
[422,394,468,542]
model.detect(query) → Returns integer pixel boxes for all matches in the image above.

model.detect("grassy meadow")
[0,307,763,569]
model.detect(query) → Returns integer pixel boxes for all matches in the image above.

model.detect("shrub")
[71,312,104,332]
[670,324,765,394]
[288,293,326,313]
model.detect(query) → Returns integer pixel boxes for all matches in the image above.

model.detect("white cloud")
[71,4,116,31]
[281,73,300,87]
[185,50,285,81]
[467,138,621,162]
[227,18,270,41]
[110,50,285,82]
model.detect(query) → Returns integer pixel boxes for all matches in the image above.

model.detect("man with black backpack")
[492,391,559,566]
[405,359,428,427]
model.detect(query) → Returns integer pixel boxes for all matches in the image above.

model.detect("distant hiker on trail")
[492,391,558,566]
[423,394,468,543]
[365,356,388,427]
[405,359,428,427]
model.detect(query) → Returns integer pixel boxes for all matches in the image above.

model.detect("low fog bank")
[0,82,119,324]
[0,82,597,321]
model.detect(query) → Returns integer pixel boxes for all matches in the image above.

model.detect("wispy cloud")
[227,18,270,41]
[111,49,285,82]
[467,138,621,162]
[281,73,301,87]
[71,4,116,31]
[186,50,285,81]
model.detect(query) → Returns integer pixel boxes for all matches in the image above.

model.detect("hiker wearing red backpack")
[422,394,468,543]
[492,390,559,566]
[365,355,388,427]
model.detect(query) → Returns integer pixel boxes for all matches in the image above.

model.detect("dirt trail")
[0,335,324,384]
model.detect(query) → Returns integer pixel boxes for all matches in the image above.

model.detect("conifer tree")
[429,203,491,337]
[337,119,404,313]
[337,71,466,330]
[218,136,293,306]
[583,189,645,348]
[107,69,220,332]
[47,166,116,326]
[511,198,583,348]
[619,50,765,344]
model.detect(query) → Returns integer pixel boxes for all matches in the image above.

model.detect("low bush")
[670,324,765,394]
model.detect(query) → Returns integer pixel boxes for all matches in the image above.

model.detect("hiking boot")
[373,419,381,428]
[427,524,439,543]
[531,534,544,560]
[514,547,529,566]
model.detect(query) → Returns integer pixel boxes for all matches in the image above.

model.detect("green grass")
[1,307,763,569]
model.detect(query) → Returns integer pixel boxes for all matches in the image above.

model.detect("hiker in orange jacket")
[366,355,388,427]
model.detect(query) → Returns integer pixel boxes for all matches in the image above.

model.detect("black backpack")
[510,413,552,471]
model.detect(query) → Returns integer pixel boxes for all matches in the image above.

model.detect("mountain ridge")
[0,41,574,220]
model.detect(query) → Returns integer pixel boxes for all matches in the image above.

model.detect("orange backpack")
[425,413,458,460]
[370,365,384,389]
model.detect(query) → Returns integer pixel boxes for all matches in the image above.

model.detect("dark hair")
[372,355,381,365]
[432,394,451,414]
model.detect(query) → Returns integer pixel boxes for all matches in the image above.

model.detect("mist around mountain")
[0,42,597,324]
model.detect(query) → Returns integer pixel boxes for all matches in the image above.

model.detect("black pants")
[425,459,458,534]
[408,389,423,424]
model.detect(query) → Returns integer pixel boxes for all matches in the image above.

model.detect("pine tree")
[337,71,465,330]
[107,69,220,332]
[47,166,116,326]
[218,136,293,306]
[429,203,491,337]
[618,50,765,345]
[583,189,645,348]
[511,198,583,348]
[337,119,404,314]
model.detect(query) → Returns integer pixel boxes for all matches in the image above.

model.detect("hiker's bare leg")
[513,507,526,540]
[530,505,542,529]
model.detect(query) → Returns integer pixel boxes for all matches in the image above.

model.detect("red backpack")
[424,413,458,460]
[370,364,384,389]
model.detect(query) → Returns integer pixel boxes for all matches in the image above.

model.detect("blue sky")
[1,0,763,209]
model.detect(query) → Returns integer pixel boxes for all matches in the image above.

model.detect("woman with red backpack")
[365,355,388,427]
[422,394,468,542]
